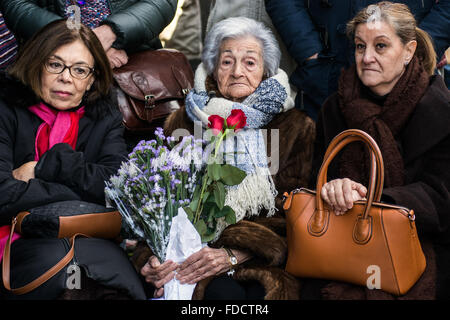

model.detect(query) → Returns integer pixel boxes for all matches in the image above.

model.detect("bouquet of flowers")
[104,128,204,262]
[105,110,248,263]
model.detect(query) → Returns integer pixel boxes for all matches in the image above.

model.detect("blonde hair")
[346,1,436,75]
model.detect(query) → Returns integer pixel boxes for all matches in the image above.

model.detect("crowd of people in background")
[0,0,448,301]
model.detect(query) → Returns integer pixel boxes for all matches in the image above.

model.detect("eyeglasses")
[45,59,94,80]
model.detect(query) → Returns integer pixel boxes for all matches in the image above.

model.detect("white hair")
[202,17,281,78]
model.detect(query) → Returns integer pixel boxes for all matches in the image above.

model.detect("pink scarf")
[0,226,21,262]
[28,102,85,161]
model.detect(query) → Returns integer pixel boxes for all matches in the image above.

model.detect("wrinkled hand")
[321,178,367,215]
[106,48,128,69]
[176,247,231,285]
[141,256,178,298]
[12,161,37,183]
[92,25,117,52]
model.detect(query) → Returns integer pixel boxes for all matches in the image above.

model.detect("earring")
[404,60,409,66]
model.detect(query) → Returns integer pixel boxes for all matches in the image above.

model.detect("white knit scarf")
[185,63,294,240]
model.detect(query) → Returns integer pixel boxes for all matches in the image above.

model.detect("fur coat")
[132,72,315,299]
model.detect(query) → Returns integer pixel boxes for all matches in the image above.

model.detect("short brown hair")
[347,1,436,75]
[9,19,113,104]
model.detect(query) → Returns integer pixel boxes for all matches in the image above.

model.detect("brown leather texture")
[113,49,194,132]
[57,211,122,239]
[283,129,426,296]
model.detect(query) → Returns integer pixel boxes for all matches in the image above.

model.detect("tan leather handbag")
[283,129,426,296]
[113,49,194,132]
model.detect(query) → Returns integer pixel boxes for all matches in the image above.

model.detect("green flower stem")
[193,129,229,223]
[194,174,209,223]
[213,129,230,159]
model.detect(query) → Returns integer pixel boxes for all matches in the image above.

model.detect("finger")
[333,179,348,211]
[112,58,121,69]
[177,257,203,278]
[342,178,355,209]
[141,256,160,277]
[321,184,331,207]
[154,287,164,298]
[117,51,128,65]
[178,265,211,285]
[326,181,339,211]
[142,257,176,278]
[149,256,161,268]
[144,263,177,286]
[179,249,204,271]
[155,261,178,280]
[154,271,175,289]
[354,183,368,198]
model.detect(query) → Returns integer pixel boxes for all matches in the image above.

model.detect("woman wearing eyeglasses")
[0,20,146,300]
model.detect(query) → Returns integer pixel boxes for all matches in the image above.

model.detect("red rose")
[226,109,247,132]
[208,115,225,135]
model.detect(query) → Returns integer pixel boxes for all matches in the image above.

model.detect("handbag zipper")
[289,188,415,220]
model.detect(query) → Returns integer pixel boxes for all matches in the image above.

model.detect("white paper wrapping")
[163,207,203,300]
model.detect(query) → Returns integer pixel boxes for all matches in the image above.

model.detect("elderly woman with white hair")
[137,16,315,300]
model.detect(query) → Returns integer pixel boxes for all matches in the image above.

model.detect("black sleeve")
[383,135,450,239]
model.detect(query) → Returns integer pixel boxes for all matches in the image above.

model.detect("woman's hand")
[176,247,251,285]
[106,48,128,69]
[12,161,37,183]
[140,256,178,298]
[321,178,367,215]
[92,25,117,52]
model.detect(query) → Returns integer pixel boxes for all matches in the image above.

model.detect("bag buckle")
[145,95,156,109]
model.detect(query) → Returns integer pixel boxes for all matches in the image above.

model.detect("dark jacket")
[0,0,178,52]
[265,0,450,121]
[0,74,129,224]
[0,74,147,300]
[309,75,450,299]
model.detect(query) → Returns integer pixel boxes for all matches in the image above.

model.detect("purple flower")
[155,127,165,141]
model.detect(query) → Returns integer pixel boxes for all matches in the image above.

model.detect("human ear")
[404,40,417,65]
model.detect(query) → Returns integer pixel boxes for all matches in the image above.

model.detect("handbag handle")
[2,216,87,295]
[310,129,383,244]
[320,129,384,201]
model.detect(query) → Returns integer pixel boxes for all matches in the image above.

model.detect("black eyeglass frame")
[44,59,95,80]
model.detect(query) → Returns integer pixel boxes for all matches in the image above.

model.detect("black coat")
[0,75,128,225]
[310,75,450,299]
[0,75,146,300]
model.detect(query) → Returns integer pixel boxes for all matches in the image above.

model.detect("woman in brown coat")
[137,17,315,300]
[306,2,450,299]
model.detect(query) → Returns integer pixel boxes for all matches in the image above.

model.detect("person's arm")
[265,0,323,64]
[418,0,450,60]
[34,110,128,203]
[0,0,61,41]
[0,102,81,223]
[382,134,450,236]
[100,0,178,52]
